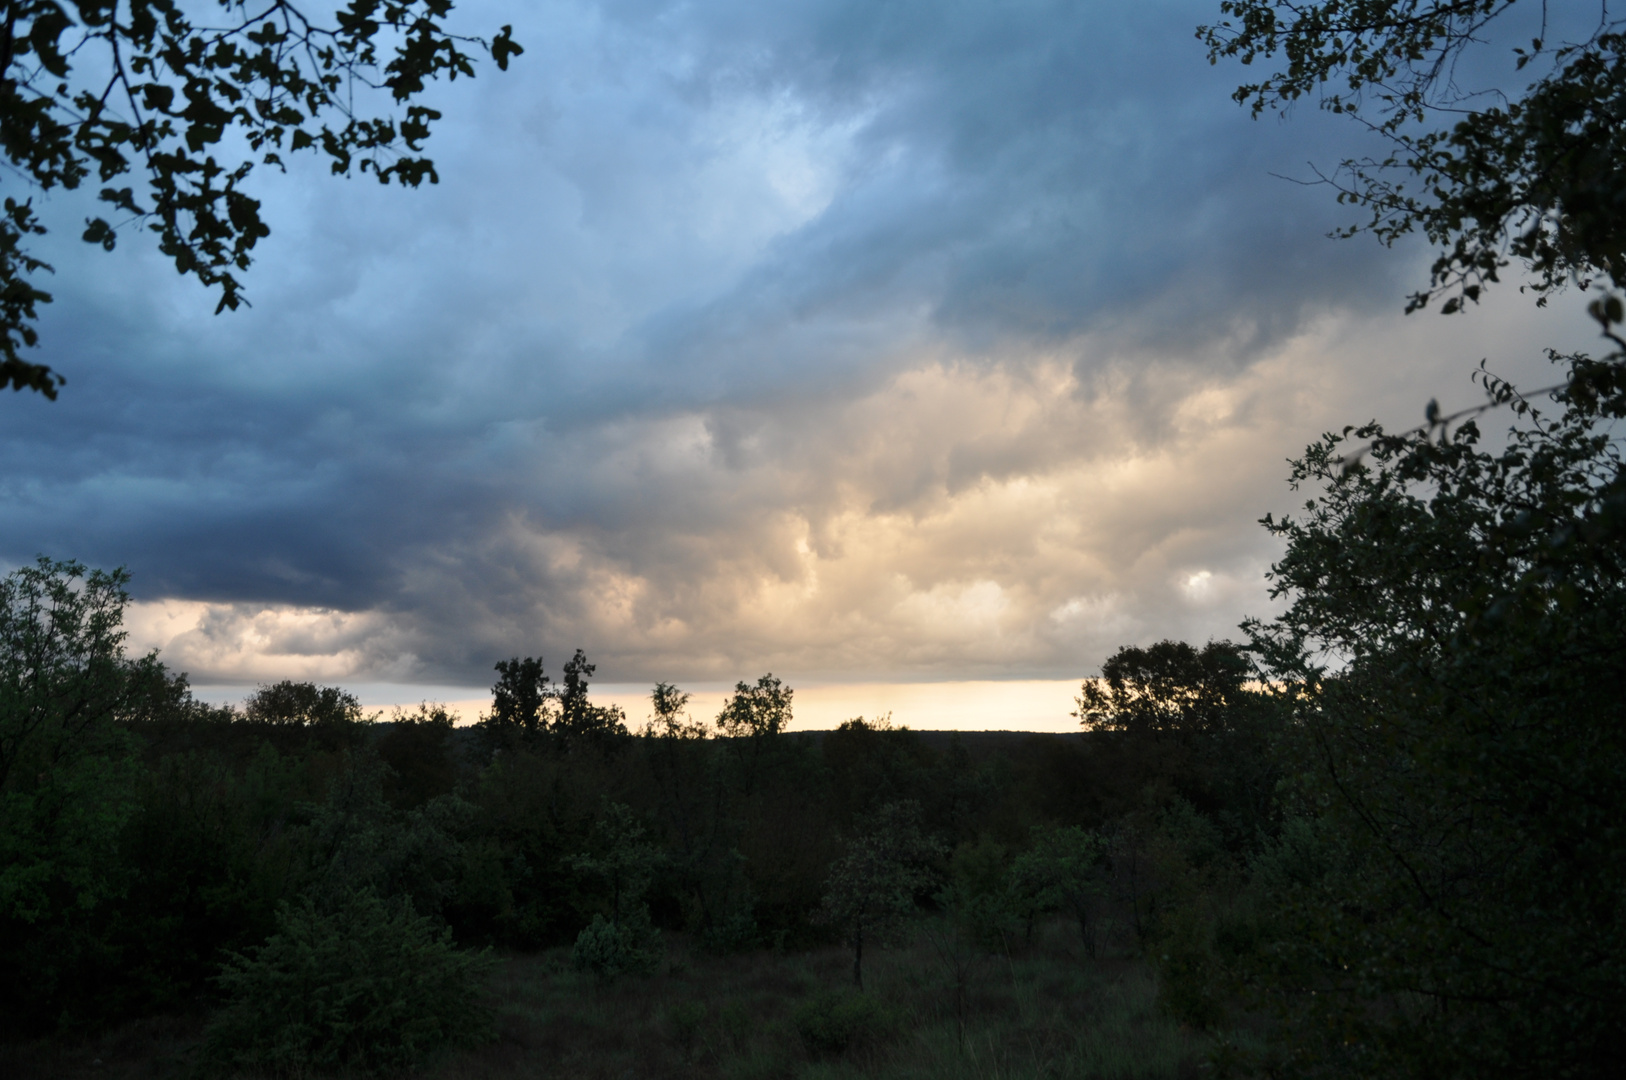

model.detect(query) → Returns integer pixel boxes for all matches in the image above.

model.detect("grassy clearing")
[0,1013,205,1080]
[0,918,1203,1079]
[434,917,1204,1080]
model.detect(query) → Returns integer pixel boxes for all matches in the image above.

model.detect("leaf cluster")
[1201,1,1626,311]
[0,1,521,394]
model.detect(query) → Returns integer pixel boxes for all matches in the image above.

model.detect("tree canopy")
[1,1,521,397]
[1201,1,1626,312]
[1190,11,1626,1073]
[1074,639,1251,740]
[1222,328,1626,1078]
[486,649,627,746]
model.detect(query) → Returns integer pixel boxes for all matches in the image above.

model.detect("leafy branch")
[0,0,522,396]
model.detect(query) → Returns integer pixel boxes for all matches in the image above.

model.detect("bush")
[666,999,708,1060]
[570,912,661,978]
[700,905,760,955]
[793,989,898,1058]
[203,890,493,1076]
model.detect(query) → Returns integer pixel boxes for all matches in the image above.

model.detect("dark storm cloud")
[610,0,1400,362]
[0,0,1484,686]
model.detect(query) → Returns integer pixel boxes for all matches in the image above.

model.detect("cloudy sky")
[0,0,1597,727]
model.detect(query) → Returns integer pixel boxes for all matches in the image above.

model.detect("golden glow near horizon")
[187,680,1089,734]
[608,680,1089,733]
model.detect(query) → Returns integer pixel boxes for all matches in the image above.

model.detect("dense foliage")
[0,1,521,396]
[1200,1,1626,312]
[1204,329,1626,1079]
[1200,5,1626,1076]
[204,890,493,1075]
[0,556,1289,1064]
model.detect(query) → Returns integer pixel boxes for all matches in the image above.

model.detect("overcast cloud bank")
[0,0,1595,698]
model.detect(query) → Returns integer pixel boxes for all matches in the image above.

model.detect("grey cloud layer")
[0,0,1490,685]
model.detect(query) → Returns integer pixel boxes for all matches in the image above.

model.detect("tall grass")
[431,916,1203,1080]
[0,916,1204,1079]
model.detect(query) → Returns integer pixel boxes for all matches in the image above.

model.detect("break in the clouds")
[0,0,1595,693]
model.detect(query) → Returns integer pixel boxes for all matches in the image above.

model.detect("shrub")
[793,988,897,1058]
[666,999,707,1061]
[203,890,493,1076]
[700,905,760,955]
[570,912,661,978]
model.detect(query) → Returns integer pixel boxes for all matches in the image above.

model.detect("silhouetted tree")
[644,681,706,741]
[490,656,551,736]
[240,680,365,750]
[557,649,628,745]
[1224,335,1626,1077]
[641,683,709,874]
[1074,639,1250,741]
[717,673,792,797]
[1,558,143,956]
[716,673,792,739]
[244,681,363,728]
[0,557,134,790]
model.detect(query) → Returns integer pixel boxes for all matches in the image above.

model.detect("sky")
[0,0,1601,730]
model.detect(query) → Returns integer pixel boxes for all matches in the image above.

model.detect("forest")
[4,304,1624,1080]
[1,573,1282,1076]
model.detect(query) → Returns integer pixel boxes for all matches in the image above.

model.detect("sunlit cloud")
[1,0,1601,712]
[124,601,417,684]
[116,299,1570,690]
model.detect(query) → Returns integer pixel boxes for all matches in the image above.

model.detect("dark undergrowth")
[0,918,1206,1080]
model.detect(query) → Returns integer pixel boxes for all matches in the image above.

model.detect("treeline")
[0,559,1282,1058]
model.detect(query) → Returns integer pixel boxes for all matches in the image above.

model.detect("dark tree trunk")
[852,922,864,989]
